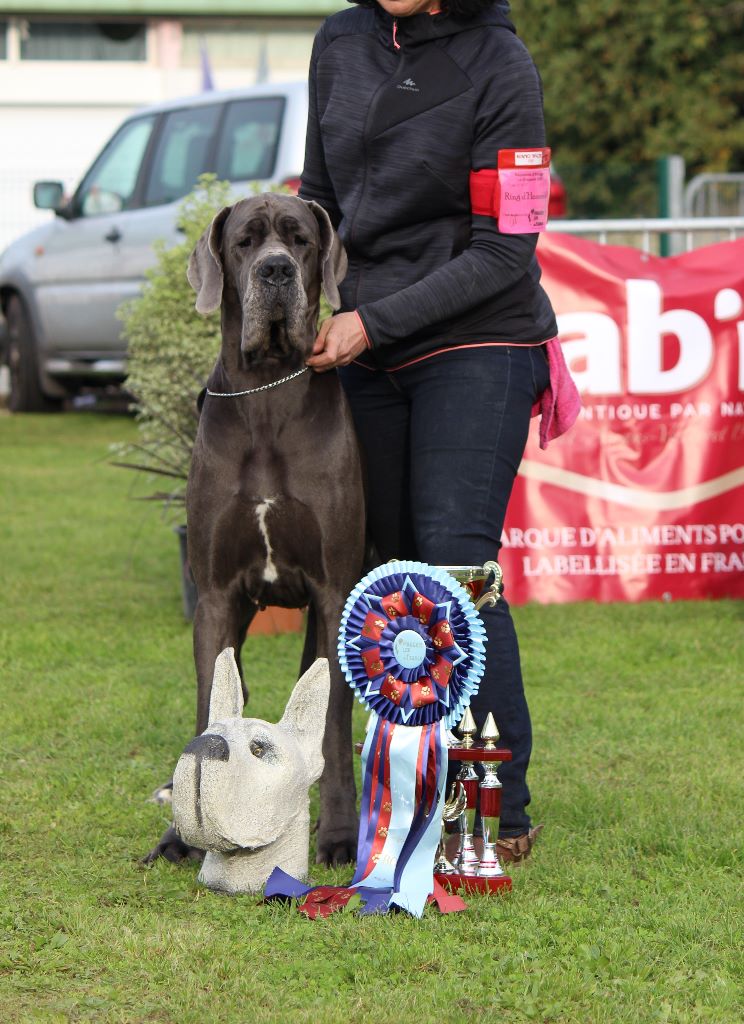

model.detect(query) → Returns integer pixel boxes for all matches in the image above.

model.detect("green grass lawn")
[0,412,742,1024]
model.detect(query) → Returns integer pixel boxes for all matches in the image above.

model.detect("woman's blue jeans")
[339,344,550,836]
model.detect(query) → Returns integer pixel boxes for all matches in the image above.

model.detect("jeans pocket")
[529,344,551,398]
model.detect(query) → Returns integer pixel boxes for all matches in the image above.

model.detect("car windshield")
[76,115,155,216]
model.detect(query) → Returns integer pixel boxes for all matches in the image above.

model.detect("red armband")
[470,149,552,233]
[469,169,501,218]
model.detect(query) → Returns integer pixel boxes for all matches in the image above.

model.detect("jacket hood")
[365,2,515,47]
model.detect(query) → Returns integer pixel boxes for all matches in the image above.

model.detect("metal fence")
[684,174,744,218]
[547,216,744,254]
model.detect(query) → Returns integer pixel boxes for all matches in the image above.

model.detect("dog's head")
[172,650,330,855]
[187,193,347,361]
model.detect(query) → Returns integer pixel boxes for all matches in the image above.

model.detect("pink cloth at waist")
[532,337,581,449]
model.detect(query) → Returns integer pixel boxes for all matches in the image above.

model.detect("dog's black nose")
[257,254,295,286]
[184,733,230,761]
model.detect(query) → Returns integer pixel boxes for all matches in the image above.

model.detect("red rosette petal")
[380,674,407,705]
[429,655,453,688]
[362,647,384,679]
[410,677,437,708]
[429,619,455,651]
[381,590,409,619]
[410,591,436,625]
[361,611,388,641]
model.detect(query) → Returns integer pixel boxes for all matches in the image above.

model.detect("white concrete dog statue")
[171,649,331,895]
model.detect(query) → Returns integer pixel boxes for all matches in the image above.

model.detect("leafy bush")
[113,175,233,510]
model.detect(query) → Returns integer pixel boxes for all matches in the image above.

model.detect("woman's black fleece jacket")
[299,1,558,369]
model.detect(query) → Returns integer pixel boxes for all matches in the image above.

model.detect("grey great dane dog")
[146,193,365,867]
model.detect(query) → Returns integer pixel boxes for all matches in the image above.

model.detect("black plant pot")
[174,524,198,621]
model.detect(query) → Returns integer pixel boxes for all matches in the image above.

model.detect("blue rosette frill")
[337,560,487,729]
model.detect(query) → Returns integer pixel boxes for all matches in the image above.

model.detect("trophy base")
[435,871,512,895]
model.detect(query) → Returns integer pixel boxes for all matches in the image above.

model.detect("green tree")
[517,0,744,216]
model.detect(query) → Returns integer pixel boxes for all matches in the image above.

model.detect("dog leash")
[206,366,309,397]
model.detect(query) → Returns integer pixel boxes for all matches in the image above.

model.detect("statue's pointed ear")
[207,648,244,726]
[187,205,232,314]
[304,200,347,311]
[278,658,331,783]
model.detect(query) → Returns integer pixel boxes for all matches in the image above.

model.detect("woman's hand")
[306,312,368,372]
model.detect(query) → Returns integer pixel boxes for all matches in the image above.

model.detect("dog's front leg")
[312,593,359,867]
[193,590,255,735]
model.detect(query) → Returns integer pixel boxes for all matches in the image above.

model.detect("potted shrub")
[114,175,304,635]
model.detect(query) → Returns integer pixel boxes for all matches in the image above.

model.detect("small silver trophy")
[477,825,506,879]
[457,810,480,877]
[478,712,503,872]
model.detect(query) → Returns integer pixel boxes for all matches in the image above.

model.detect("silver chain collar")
[205,366,309,397]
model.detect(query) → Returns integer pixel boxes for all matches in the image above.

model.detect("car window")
[215,97,285,183]
[77,115,156,217]
[143,104,221,207]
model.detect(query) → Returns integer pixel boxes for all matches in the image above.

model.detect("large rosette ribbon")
[266,561,487,918]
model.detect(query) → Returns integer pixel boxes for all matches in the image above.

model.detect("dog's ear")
[207,648,244,726]
[187,205,232,315]
[278,658,331,783]
[305,200,347,311]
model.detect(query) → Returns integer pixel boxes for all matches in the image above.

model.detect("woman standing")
[300,0,567,862]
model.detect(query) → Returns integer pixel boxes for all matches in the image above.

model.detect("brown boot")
[496,824,544,865]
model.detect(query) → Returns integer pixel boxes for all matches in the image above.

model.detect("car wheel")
[6,294,63,413]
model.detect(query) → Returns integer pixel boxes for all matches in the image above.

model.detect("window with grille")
[20,21,146,61]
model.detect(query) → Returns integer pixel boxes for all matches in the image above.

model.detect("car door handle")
[104,227,122,243]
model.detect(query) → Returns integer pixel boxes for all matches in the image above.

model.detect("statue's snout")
[183,733,230,762]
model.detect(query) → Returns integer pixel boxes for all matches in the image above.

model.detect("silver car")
[0,81,308,411]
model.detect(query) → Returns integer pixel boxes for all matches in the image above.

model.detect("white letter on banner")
[558,312,622,395]
[626,279,713,394]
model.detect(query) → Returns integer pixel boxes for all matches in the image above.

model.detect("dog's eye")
[237,237,253,249]
[294,235,308,247]
[250,739,266,758]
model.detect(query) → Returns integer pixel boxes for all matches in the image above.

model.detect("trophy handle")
[474,560,504,612]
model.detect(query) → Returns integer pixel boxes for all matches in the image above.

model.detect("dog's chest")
[214,492,324,605]
[253,498,280,583]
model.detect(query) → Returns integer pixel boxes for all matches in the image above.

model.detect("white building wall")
[0,17,315,249]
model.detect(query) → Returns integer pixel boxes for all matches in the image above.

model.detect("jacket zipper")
[350,22,404,310]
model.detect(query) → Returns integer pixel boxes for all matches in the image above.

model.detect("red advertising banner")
[501,233,744,603]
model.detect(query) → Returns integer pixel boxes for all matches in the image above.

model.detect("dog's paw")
[315,831,357,868]
[147,781,173,805]
[141,825,204,866]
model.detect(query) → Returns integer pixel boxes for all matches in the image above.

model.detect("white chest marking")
[255,499,278,583]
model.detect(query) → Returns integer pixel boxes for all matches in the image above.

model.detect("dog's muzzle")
[257,254,296,288]
[241,248,308,355]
